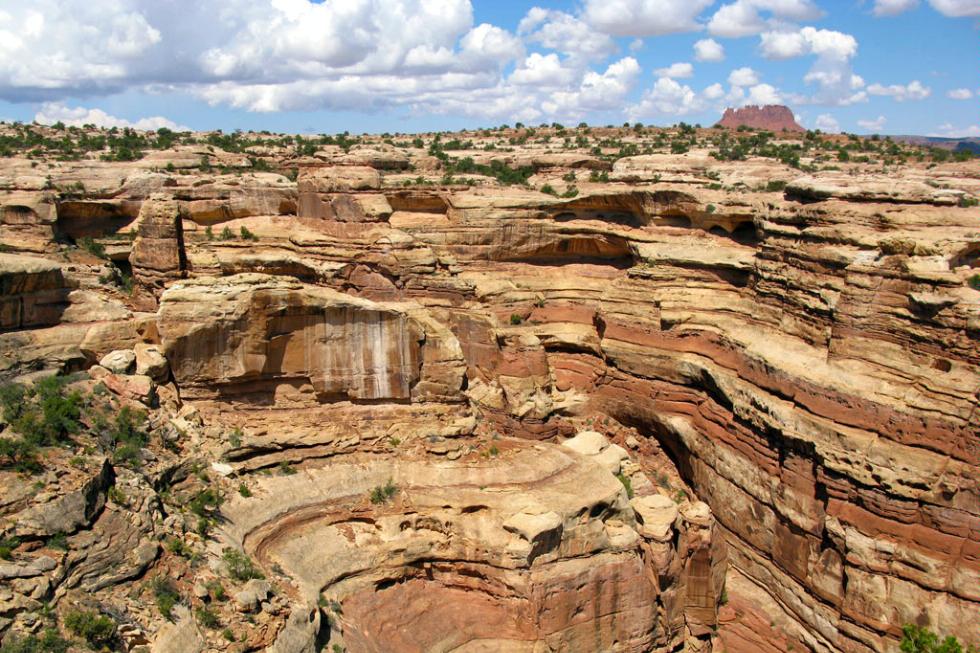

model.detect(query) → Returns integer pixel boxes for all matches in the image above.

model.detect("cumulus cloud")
[868,80,931,101]
[627,77,705,119]
[928,0,980,16]
[34,102,187,131]
[546,57,642,120]
[694,38,725,62]
[759,27,857,60]
[745,83,782,105]
[815,113,841,132]
[708,0,823,38]
[0,0,667,122]
[947,88,973,100]
[518,8,616,61]
[857,116,887,131]
[872,0,919,15]
[509,53,576,87]
[654,62,694,78]
[728,67,760,87]
[583,0,714,37]
[703,83,726,100]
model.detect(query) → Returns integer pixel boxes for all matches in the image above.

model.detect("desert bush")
[149,576,181,621]
[0,629,70,653]
[369,479,398,505]
[64,610,115,650]
[222,548,264,581]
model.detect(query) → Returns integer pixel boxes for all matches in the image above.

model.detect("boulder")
[100,349,136,374]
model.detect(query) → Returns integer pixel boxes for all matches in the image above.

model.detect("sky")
[0,0,976,136]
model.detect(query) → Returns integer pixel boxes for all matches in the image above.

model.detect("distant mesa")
[717,104,804,133]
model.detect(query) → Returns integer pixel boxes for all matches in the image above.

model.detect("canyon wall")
[0,130,977,653]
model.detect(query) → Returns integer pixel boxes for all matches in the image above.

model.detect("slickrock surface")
[0,121,977,653]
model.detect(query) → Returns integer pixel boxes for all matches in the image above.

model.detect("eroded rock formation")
[718,105,805,132]
[0,122,977,653]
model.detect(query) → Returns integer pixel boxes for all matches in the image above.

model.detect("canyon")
[0,121,977,653]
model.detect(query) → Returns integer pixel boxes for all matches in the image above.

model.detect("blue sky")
[0,0,976,136]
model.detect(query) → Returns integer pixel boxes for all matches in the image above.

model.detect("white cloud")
[509,53,576,87]
[694,38,725,62]
[872,0,919,16]
[0,0,664,124]
[627,77,704,119]
[759,27,857,61]
[729,67,760,87]
[518,8,616,61]
[815,113,841,133]
[708,0,823,38]
[947,88,973,100]
[760,26,866,107]
[878,0,980,16]
[928,0,980,17]
[746,82,782,105]
[654,62,694,78]
[34,102,187,131]
[583,0,714,37]
[548,57,642,119]
[868,80,931,101]
[857,115,887,131]
[703,82,725,100]
[930,123,980,137]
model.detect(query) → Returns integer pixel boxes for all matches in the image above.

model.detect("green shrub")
[239,226,258,241]
[108,405,148,467]
[369,479,398,505]
[46,532,68,551]
[509,313,523,325]
[615,473,634,498]
[188,487,223,518]
[765,180,787,192]
[64,610,116,650]
[0,535,20,560]
[0,628,70,653]
[150,576,181,621]
[206,580,226,602]
[0,437,41,473]
[77,237,106,259]
[195,606,219,629]
[539,183,558,196]
[166,537,192,558]
[968,274,980,291]
[222,628,236,642]
[960,197,980,208]
[238,482,251,498]
[219,226,234,241]
[1,378,83,451]
[204,225,214,241]
[900,624,975,652]
[222,548,264,581]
